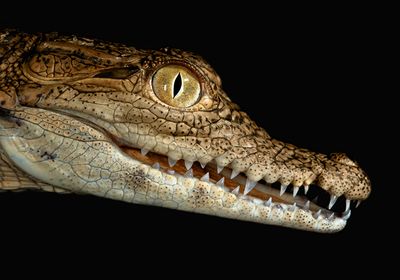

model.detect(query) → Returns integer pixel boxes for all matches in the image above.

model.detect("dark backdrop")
[0,4,392,273]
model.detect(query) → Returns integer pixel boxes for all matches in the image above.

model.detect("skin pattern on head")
[0,29,371,232]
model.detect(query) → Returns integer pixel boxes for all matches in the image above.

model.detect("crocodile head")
[2,31,371,232]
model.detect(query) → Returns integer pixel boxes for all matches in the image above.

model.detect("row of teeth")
[142,149,357,220]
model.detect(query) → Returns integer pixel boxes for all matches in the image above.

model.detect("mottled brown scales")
[0,29,371,232]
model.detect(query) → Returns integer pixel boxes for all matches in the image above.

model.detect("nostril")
[329,153,358,167]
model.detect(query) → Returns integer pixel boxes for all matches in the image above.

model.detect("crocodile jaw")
[0,107,346,233]
[0,30,369,232]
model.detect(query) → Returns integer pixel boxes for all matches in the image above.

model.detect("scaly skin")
[0,29,371,232]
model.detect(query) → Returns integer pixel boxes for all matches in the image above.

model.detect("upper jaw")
[121,138,368,232]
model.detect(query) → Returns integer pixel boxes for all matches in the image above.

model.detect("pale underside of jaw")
[122,147,358,232]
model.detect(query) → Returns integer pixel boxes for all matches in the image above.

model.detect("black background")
[0,3,393,274]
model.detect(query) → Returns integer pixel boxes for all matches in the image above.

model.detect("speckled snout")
[317,153,371,200]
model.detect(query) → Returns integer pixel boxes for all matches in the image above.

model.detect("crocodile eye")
[152,65,201,108]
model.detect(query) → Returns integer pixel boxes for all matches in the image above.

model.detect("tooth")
[200,172,209,182]
[265,197,272,207]
[304,185,309,194]
[292,186,299,197]
[167,170,175,175]
[328,213,335,220]
[231,186,240,195]
[313,209,322,219]
[328,195,338,210]
[168,158,177,167]
[217,165,224,174]
[356,200,361,208]
[184,160,193,170]
[304,200,310,210]
[342,210,351,220]
[280,184,288,196]
[141,148,149,156]
[184,169,193,177]
[230,169,240,179]
[290,203,297,211]
[312,196,319,204]
[244,179,257,195]
[152,162,160,170]
[200,162,207,169]
[216,177,225,186]
[345,199,351,212]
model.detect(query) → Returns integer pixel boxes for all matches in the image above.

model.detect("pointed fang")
[184,160,193,170]
[356,200,361,208]
[184,169,193,178]
[328,195,338,210]
[265,197,272,207]
[244,179,257,195]
[168,158,177,167]
[152,162,160,170]
[304,200,310,210]
[216,177,225,187]
[232,186,240,195]
[293,186,299,197]
[200,162,207,169]
[141,148,149,156]
[304,185,309,194]
[280,184,288,196]
[345,199,351,212]
[342,210,351,220]
[200,172,209,182]
[217,165,224,174]
[230,169,240,179]
[313,209,322,219]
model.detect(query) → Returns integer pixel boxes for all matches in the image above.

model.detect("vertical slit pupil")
[173,73,182,98]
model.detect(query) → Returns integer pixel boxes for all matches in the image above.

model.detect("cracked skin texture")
[0,29,371,232]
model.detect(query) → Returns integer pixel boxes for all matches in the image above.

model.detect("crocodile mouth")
[122,146,355,223]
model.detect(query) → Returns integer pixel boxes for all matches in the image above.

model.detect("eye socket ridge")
[151,64,201,108]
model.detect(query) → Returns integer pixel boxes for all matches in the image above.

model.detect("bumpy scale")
[0,29,371,233]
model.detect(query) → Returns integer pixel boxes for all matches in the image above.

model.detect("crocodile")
[0,29,371,233]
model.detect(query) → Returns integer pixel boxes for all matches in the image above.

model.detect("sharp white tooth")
[342,210,351,220]
[184,169,193,178]
[230,169,240,179]
[328,195,338,210]
[356,200,361,208]
[217,165,224,174]
[200,172,209,182]
[200,162,207,169]
[304,200,310,210]
[304,185,309,194]
[290,203,297,211]
[168,158,177,167]
[184,160,193,170]
[280,184,288,196]
[231,186,240,195]
[312,196,319,203]
[265,197,272,207]
[216,177,225,186]
[244,178,257,195]
[328,213,335,220]
[152,162,160,170]
[167,170,175,175]
[141,148,149,156]
[345,199,351,212]
[314,209,322,219]
[292,186,299,197]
